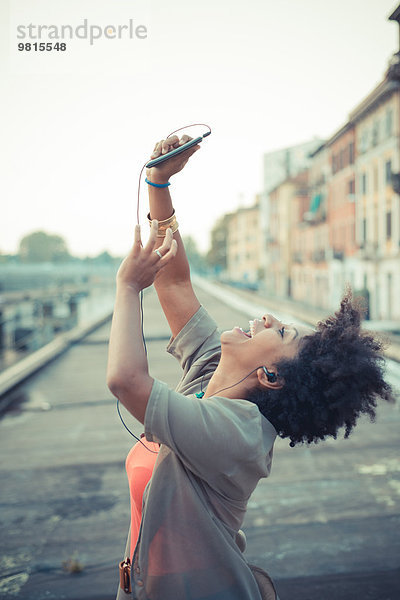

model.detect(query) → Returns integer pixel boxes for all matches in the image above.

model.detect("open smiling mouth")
[235,321,256,338]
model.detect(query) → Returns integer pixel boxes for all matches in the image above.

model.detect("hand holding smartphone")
[145,132,210,168]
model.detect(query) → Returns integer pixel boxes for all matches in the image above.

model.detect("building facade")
[266,173,309,298]
[291,145,330,309]
[226,201,263,286]
[261,49,400,318]
[325,123,358,308]
[263,138,324,194]
[212,10,400,320]
[351,64,400,319]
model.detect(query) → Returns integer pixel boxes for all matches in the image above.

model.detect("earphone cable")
[205,367,262,398]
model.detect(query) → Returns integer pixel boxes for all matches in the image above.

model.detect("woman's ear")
[257,367,284,390]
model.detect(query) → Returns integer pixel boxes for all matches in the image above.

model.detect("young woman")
[107,135,392,600]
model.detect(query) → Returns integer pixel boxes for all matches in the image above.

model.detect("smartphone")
[145,135,206,168]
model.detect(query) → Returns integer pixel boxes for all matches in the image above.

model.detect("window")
[349,142,355,164]
[360,130,368,153]
[386,212,392,239]
[386,109,393,137]
[385,160,392,185]
[372,121,379,146]
[361,173,367,194]
[348,178,355,196]
[362,218,367,243]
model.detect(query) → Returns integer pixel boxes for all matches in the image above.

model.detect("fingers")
[162,135,180,154]
[143,219,158,254]
[178,134,193,146]
[159,238,178,267]
[151,136,179,157]
[151,140,164,158]
[151,134,194,158]
[132,224,142,257]
[157,232,178,268]
[123,222,176,292]
[150,140,164,159]
[145,222,177,265]
[157,226,174,255]
[143,221,175,256]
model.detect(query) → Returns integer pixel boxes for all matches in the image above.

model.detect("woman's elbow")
[107,371,135,394]
[106,369,134,397]
[107,375,122,397]
[106,374,153,424]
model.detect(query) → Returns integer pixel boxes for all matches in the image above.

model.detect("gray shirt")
[132,306,277,600]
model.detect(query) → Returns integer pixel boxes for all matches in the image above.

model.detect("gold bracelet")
[147,211,179,237]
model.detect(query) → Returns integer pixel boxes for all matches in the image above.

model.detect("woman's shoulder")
[202,395,277,452]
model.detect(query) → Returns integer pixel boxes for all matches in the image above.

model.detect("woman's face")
[220,313,312,373]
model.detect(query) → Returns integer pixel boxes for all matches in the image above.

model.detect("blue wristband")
[145,177,171,188]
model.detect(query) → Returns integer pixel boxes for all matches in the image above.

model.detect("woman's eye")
[279,327,285,338]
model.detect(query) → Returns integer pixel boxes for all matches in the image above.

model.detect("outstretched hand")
[116,221,177,293]
[146,134,200,182]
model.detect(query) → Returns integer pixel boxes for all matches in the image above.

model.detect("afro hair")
[247,291,394,447]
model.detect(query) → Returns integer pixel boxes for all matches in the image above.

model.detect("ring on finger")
[154,249,163,259]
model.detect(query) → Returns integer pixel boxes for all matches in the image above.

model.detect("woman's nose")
[263,314,283,329]
[262,314,277,328]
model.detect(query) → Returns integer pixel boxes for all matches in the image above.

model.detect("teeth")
[249,320,255,337]
[237,326,251,338]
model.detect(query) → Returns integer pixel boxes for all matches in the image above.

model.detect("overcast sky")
[0,0,398,256]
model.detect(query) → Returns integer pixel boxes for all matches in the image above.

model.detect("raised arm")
[107,222,177,423]
[145,135,201,338]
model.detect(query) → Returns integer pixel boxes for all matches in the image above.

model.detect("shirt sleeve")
[166,306,221,374]
[144,379,276,500]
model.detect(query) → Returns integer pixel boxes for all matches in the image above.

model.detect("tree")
[19,231,70,263]
[92,250,115,264]
[182,236,207,273]
[206,215,230,272]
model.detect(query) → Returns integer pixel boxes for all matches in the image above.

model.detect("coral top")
[125,435,159,559]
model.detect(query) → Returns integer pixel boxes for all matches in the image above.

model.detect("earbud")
[262,366,277,383]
